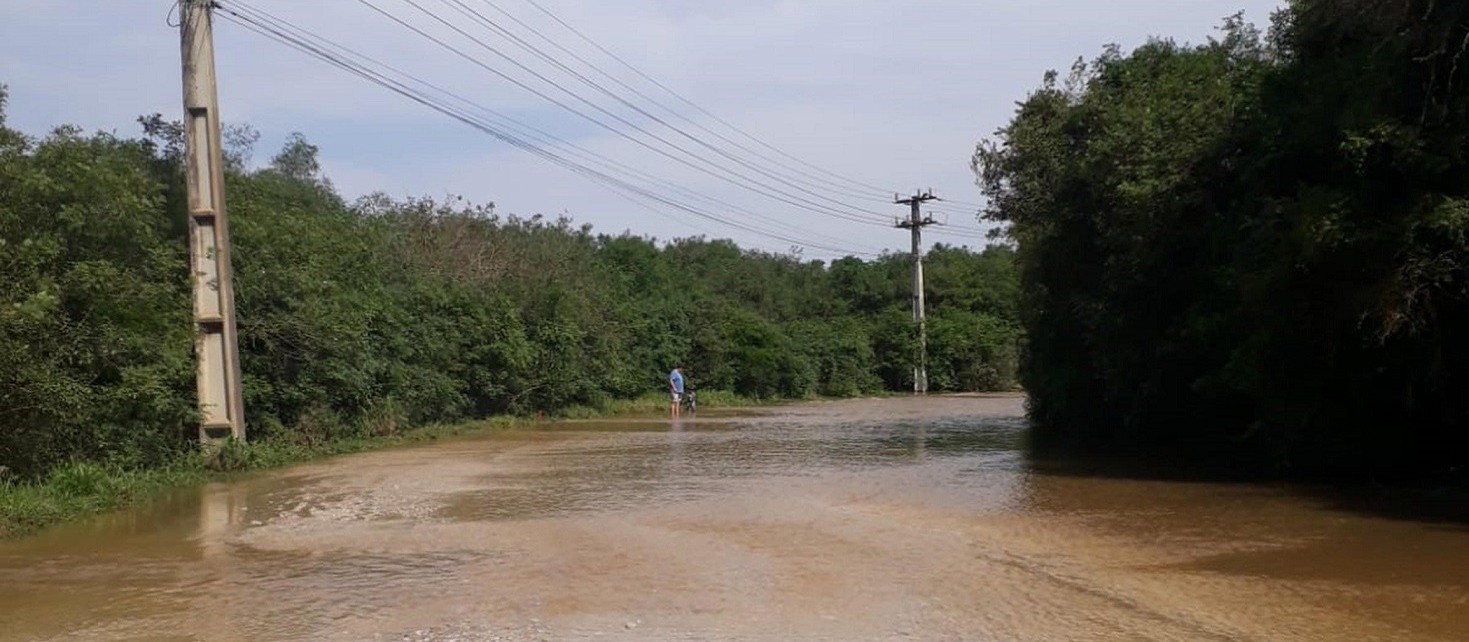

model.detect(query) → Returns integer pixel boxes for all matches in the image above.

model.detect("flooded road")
[2,395,1466,641]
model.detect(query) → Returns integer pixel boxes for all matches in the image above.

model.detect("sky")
[0,0,1285,259]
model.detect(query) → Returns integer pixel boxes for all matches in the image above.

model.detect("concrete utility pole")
[181,0,246,442]
[895,189,939,395]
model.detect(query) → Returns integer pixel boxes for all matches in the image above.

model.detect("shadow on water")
[1025,441,1469,528]
[1292,484,1469,529]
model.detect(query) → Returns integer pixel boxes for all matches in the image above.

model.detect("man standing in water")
[669,366,686,418]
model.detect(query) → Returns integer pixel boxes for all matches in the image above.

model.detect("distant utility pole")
[181,0,245,442]
[895,189,939,395]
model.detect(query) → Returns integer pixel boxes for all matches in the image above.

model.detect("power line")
[226,2,879,254]
[215,2,879,258]
[464,0,902,206]
[221,4,862,255]
[438,0,897,221]
[219,1,978,254]
[517,0,904,201]
[363,0,892,229]
[500,0,997,237]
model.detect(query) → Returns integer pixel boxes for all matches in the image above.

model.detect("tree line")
[0,89,1019,481]
[974,0,1468,479]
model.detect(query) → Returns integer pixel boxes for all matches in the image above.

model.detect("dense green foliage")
[975,1,1469,479]
[0,86,1019,481]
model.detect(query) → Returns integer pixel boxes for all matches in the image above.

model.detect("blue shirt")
[669,369,685,393]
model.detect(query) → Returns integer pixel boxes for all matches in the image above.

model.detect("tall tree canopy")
[975,1,1469,479]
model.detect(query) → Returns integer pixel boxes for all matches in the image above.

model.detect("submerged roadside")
[0,418,510,541]
[0,390,771,540]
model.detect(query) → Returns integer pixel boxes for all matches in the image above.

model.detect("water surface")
[1,395,1464,641]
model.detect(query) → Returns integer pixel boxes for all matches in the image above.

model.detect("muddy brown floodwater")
[2,395,1467,641]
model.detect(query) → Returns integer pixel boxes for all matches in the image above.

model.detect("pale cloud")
[1,0,1284,257]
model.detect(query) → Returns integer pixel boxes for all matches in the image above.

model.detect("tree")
[270,132,322,182]
[975,3,1469,479]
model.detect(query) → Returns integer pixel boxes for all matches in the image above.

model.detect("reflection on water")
[0,400,1465,641]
